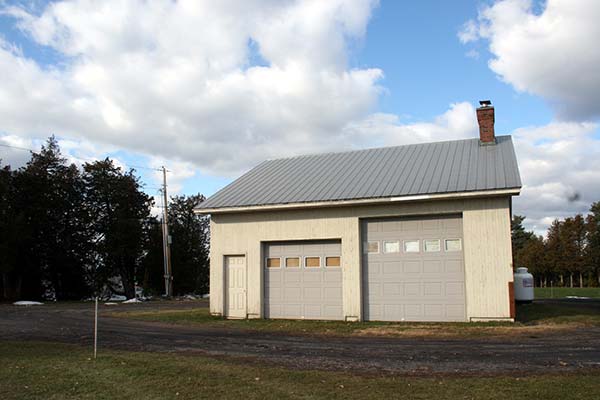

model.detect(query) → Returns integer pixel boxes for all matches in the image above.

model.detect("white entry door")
[225,255,246,318]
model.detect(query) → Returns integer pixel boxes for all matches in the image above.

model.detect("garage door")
[264,240,343,320]
[362,215,466,322]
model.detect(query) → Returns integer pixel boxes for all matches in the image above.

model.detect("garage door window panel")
[424,239,441,252]
[366,241,380,254]
[266,258,281,268]
[404,240,420,253]
[285,257,300,268]
[325,256,341,267]
[305,257,321,268]
[383,241,401,254]
[445,239,462,252]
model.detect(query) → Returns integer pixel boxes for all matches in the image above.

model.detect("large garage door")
[362,215,466,322]
[264,240,343,320]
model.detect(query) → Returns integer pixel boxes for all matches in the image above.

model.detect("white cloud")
[342,102,478,149]
[511,120,600,234]
[0,0,382,176]
[459,0,600,120]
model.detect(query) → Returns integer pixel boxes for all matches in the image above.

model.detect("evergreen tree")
[138,218,165,295]
[544,219,562,286]
[511,215,535,269]
[0,163,23,300]
[14,137,90,300]
[518,235,545,284]
[586,202,600,286]
[168,194,210,295]
[560,215,587,287]
[82,159,153,298]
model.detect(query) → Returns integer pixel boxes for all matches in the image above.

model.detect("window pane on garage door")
[362,215,466,322]
[264,240,343,320]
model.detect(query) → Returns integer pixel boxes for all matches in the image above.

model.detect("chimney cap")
[479,100,492,107]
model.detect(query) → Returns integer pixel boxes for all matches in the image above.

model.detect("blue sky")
[0,0,599,233]
[357,1,552,130]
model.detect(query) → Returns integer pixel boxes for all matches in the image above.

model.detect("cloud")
[459,0,600,120]
[0,0,382,177]
[342,102,478,148]
[511,120,600,234]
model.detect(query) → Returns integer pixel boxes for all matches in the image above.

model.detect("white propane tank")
[514,267,534,303]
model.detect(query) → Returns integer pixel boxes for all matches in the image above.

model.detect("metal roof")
[197,135,521,211]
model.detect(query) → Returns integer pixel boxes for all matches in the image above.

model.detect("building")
[195,101,521,322]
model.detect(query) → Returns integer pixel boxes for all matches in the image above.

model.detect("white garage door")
[362,215,466,322]
[264,240,343,320]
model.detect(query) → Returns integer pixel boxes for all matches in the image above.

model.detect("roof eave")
[194,187,521,215]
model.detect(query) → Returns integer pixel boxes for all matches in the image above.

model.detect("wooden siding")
[209,196,514,321]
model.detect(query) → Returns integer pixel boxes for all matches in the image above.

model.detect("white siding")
[209,196,514,321]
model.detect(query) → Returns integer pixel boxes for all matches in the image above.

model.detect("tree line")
[512,203,600,288]
[0,137,209,301]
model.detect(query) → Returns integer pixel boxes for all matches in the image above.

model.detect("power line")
[0,143,37,152]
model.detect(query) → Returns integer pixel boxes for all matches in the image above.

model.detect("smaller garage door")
[264,240,343,320]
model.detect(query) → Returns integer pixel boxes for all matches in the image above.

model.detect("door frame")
[224,254,247,319]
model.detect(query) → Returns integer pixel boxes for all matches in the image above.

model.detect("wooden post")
[94,296,98,359]
[508,282,515,319]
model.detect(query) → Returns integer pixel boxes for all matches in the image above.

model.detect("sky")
[0,0,599,235]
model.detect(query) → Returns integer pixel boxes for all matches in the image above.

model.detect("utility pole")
[161,166,173,297]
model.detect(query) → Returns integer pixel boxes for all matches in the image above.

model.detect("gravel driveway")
[2,300,599,376]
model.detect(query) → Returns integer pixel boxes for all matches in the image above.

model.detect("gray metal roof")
[197,135,521,211]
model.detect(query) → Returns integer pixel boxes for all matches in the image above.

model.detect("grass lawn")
[535,287,600,299]
[111,300,600,338]
[1,341,599,400]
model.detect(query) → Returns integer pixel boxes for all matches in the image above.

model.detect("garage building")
[195,101,521,322]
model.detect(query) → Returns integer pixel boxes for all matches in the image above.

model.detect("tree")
[0,163,21,300]
[518,235,545,284]
[586,202,600,286]
[560,215,587,287]
[168,194,210,295]
[12,137,90,300]
[138,217,165,295]
[544,219,562,286]
[82,159,153,298]
[511,215,535,269]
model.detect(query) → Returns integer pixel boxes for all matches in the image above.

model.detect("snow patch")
[13,301,44,306]
[104,302,119,306]
[122,298,142,303]
[566,296,591,300]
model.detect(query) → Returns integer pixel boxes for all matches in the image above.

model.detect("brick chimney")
[477,100,495,144]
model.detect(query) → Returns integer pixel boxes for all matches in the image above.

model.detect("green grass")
[112,307,515,336]
[1,341,599,400]
[516,301,600,325]
[111,299,600,338]
[535,287,600,299]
